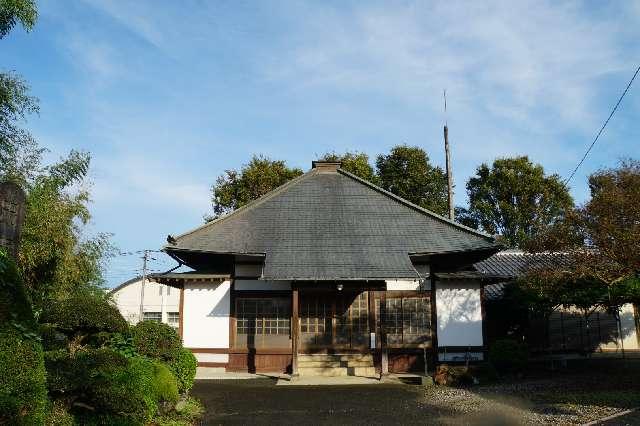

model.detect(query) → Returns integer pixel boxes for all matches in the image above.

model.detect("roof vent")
[312,160,342,172]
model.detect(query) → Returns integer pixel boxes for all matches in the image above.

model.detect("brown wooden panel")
[388,351,429,373]
[227,353,292,373]
[198,362,228,367]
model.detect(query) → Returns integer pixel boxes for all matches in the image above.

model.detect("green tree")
[375,145,448,215]
[19,151,112,313]
[318,151,378,184]
[458,156,573,247]
[211,155,303,218]
[0,0,37,38]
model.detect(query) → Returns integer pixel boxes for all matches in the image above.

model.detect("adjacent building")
[110,277,180,328]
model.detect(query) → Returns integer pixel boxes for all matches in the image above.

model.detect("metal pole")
[138,250,148,323]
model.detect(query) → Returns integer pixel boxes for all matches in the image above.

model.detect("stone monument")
[0,181,26,259]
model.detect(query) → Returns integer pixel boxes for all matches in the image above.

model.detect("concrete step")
[298,354,342,362]
[344,360,374,367]
[298,360,343,368]
[298,367,348,377]
[339,355,373,362]
[348,366,377,377]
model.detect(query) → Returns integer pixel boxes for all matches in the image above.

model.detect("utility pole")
[138,250,149,323]
[444,90,454,220]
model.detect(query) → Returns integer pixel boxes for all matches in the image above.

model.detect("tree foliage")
[0,0,37,39]
[458,156,573,248]
[319,151,377,183]
[18,151,113,313]
[211,155,303,218]
[0,72,43,185]
[375,145,448,216]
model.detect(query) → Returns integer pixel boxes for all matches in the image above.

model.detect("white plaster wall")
[620,303,639,350]
[193,353,229,363]
[111,279,180,325]
[182,280,230,349]
[234,279,291,291]
[386,279,429,291]
[436,280,483,347]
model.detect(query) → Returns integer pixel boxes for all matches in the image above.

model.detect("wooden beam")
[380,291,388,375]
[291,287,299,376]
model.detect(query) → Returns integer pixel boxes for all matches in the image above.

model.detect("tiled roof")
[474,250,573,300]
[168,166,499,280]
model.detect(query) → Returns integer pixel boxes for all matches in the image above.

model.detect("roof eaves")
[166,169,317,247]
[109,276,142,294]
[337,169,496,241]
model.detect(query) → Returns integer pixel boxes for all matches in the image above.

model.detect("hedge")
[132,320,182,361]
[168,347,198,394]
[45,348,179,425]
[489,339,529,373]
[40,292,128,337]
[0,326,48,425]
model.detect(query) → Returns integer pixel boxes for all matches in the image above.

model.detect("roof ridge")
[169,169,318,244]
[337,169,496,242]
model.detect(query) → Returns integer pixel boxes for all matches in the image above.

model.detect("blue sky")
[2,1,639,287]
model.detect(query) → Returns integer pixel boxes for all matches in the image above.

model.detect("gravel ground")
[192,364,640,425]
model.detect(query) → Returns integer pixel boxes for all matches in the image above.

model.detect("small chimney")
[312,160,342,172]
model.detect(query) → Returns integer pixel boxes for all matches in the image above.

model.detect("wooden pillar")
[291,287,299,376]
[430,273,439,370]
[380,291,388,375]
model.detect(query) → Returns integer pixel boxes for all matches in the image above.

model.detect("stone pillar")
[0,182,26,260]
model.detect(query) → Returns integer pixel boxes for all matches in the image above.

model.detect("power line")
[564,64,640,186]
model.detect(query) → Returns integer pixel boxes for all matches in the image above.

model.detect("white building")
[110,277,180,329]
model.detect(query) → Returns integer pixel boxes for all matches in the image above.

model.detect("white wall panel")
[182,280,230,349]
[436,280,483,347]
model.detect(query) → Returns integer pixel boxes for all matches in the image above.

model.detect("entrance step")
[298,360,343,368]
[348,366,377,377]
[298,366,348,377]
[297,354,376,377]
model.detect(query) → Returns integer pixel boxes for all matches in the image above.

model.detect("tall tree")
[19,151,113,313]
[375,145,448,216]
[458,156,573,247]
[319,151,377,184]
[0,0,36,38]
[211,155,303,218]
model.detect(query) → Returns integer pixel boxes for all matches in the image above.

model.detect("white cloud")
[262,1,632,134]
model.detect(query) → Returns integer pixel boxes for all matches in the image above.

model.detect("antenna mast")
[443,90,454,220]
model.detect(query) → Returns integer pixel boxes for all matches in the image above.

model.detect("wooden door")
[335,292,369,349]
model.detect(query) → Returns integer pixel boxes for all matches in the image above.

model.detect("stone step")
[298,360,343,368]
[298,367,348,377]
[344,360,374,367]
[339,355,373,362]
[348,366,378,377]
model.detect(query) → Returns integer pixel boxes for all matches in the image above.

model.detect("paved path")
[192,379,449,425]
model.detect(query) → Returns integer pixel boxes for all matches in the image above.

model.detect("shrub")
[106,332,138,358]
[45,348,179,425]
[168,348,198,394]
[0,326,48,425]
[132,321,182,361]
[0,248,34,326]
[489,339,528,373]
[40,292,128,338]
[45,399,75,426]
[40,323,69,351]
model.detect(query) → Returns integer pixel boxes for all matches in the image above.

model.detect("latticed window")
[376,296,431,346]
[235,297,291,348]
[167,312,179,328]
[143,312,162,322]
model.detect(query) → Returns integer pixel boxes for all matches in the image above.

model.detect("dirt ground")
[192,361,640,425]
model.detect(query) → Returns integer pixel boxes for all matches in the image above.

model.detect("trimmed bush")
[0,248,34,326]
[40,292,128,337]
[45,348,179,425]
[0,326,48,425]
[132,321,182,361]
[168,348,198,394]
[489,339,528,373]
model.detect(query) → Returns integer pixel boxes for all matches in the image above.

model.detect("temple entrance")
[299,291,370,351]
